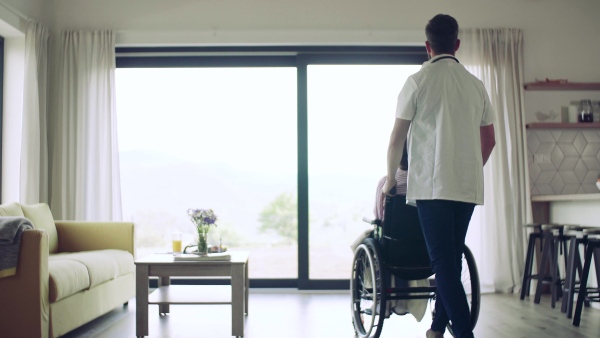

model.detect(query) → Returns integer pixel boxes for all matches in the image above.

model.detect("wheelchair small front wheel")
[350,238,386,338]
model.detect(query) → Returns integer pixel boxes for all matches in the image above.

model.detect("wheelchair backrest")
[381,194,433,280]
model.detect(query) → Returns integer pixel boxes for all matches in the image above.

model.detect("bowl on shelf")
[597,181,600,192]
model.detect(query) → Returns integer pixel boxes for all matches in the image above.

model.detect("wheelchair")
[351,194,481,338]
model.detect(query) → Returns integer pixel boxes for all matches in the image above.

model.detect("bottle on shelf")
[578,99,594,123]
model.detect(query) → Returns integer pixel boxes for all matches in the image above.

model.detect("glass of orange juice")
[172,232,182,255]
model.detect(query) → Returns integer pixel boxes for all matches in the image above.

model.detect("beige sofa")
[0,202,135,338]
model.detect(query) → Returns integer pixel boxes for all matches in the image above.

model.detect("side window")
[0,35,4,202]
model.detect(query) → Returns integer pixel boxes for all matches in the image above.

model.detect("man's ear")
[425,41,432,54]
[455,39,461,52]
[425,41,432,58]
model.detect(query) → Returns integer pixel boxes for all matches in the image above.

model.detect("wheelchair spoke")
[351,240,385,338]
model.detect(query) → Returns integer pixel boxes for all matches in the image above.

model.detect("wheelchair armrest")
[362,217,381,226]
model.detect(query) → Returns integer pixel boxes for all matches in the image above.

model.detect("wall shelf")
[526,123,600,129]
[524,82,600,91]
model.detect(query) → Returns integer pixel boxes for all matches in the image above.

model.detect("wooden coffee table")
[135,251,249,337]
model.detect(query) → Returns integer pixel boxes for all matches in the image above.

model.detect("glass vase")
[197,228,210,256]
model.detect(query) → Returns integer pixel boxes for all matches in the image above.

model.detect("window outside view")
[306,65,421,279]
[116,67,298,278]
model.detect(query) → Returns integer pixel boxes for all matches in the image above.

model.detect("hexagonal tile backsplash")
[528,129,600,195]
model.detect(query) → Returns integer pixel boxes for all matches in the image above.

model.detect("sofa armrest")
[55,221,134,256]
[0,229,50,338]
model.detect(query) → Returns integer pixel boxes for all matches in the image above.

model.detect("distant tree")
[258,192,297,243]
[209,221,243,247]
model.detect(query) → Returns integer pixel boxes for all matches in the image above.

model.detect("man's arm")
[382,118,411,195]
[480,124,496,166]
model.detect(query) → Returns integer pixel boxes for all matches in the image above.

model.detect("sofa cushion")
[48,258,91,302]
[21,203,59,254]
[0,202,25,217]
[51,250,134,289]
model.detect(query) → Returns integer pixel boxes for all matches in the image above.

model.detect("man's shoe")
[426,329,444,338]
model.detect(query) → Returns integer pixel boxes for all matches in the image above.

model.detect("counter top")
[532,194,600,202]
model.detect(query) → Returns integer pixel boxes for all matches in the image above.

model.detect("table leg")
[136,265,149,337]
[231,264,245,337]
[158,276,170,315]
[245,260,249,315]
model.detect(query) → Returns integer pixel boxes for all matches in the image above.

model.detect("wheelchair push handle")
[362,217,381,226]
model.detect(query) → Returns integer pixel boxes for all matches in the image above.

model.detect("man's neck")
[430,52,455,58]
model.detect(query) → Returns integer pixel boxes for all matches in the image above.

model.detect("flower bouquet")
[185,208,218,256]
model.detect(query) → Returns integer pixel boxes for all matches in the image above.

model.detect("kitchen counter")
[531,194,600,227]
[532,194,600,202]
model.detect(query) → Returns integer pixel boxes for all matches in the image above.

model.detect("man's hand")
[382,178,397,196]
[386,118,411,196]
[480,124,496,165]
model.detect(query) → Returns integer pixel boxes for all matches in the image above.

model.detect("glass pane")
[307,65,421,279]
[116,67,297,278]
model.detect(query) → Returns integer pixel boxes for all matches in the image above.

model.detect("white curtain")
[49,30,122,221]
[20,20,50,204]
[457,29,532,293]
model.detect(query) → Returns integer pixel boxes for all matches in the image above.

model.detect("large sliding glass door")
[306,65,420,280]
[115,46,427,288]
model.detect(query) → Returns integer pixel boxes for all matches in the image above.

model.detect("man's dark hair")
[425,14,459,55]
[400,142,408,171]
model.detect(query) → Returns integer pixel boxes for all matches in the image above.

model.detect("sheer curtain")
[457,29,532,293]
[20,20,50,204]
[49,30,122,221]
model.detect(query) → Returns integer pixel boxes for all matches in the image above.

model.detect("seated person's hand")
[382,178,397,196]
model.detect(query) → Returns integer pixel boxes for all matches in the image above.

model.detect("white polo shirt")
[396,54,495,205]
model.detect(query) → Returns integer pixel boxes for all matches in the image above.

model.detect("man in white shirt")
[383,14,496,338]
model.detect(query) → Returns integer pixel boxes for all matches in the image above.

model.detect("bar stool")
[572,228,600,326]
[561,224,589,318]
[534,223,570,307]
[520,223,545,300]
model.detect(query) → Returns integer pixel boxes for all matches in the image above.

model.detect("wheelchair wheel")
[351,238,386,338]
[461,245,480,329]
[431,245,481,337]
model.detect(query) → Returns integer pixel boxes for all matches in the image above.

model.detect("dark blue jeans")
[416,199,476,338]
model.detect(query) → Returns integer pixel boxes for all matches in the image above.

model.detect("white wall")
[47,0,600,84]
[1,0,49,25]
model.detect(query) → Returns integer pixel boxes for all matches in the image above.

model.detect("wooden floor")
[62,290,600,338]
